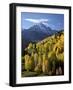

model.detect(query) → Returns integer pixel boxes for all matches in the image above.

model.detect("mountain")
[22,23,61,51]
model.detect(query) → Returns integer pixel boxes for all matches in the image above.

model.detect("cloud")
[42,22,49,27]
[24,19,49,23]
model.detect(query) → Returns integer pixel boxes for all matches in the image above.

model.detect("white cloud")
[25,19,49,23]
[42,22,49,27]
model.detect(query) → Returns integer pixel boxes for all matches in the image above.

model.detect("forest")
[21,31,64,77]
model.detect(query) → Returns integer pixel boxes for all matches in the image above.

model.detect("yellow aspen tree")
[24,54,30,72]
[34,53,38,67]
[42,54,48,73]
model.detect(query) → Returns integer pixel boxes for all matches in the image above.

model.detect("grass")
[22,71,38,77]
[21,71,49,77]
[21,71,64,77]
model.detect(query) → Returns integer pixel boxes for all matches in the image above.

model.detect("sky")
[21,12,64,30]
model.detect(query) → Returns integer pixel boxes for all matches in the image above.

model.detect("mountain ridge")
[22,23,64,52]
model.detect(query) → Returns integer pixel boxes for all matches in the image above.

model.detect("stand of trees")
[22,31,64,76]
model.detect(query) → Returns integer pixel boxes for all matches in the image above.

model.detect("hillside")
[22,23,58,54]
[22,31,64,77]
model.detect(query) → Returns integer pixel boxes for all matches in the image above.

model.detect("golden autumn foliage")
[22,31,64,76]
